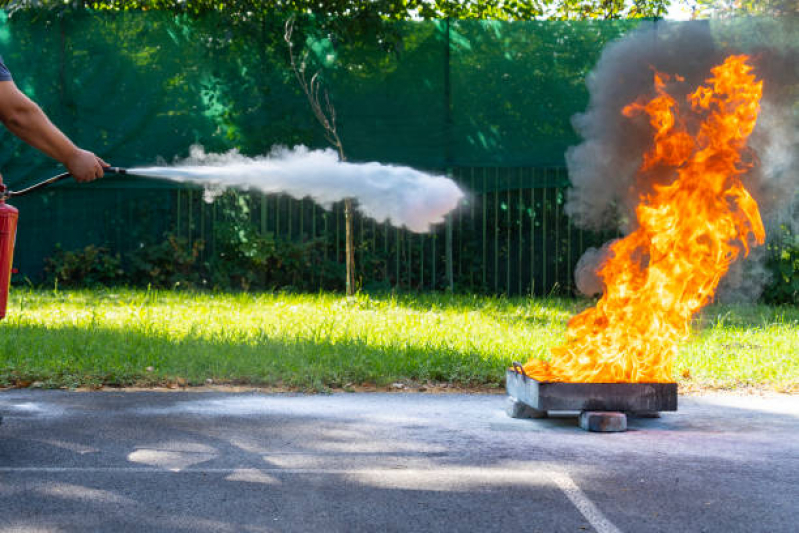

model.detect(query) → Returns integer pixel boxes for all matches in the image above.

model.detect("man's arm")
[0,80,106,182]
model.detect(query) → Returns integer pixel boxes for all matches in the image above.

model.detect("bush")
[210,218,343,291]
[44,245,125,287]
[763,227,799,305]
[127,234,207,289]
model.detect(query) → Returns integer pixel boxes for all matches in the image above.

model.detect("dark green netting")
[0,11,648,183]
[4,12,788,293]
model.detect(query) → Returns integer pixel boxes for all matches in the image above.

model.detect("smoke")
[573,243,615,298]
[568,19,798,298]
[130,145,465,233]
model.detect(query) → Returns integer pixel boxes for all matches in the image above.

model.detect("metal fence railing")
[167,167,617,295]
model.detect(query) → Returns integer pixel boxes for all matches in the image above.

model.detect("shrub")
[763,226,798,305]
[44,245,125,287]
[127,234,207,289]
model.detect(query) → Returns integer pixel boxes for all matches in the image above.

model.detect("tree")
[284,17,356,295]
[681,0,796,18]
[3,0,676,21]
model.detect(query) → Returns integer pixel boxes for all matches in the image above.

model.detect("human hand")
[66,149,108,183]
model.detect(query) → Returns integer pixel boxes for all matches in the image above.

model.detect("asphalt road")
[1,390,797,533]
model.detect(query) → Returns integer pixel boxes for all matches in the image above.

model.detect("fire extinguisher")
[0,167,127,319]
[0,176,18,320]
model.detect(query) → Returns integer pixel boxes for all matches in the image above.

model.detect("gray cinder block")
[579,411,627,432]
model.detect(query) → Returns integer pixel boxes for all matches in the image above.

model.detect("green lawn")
[0,289,796,392]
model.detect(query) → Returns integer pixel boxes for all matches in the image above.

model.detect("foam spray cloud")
[129,145,465,233]
[567,19,798,300]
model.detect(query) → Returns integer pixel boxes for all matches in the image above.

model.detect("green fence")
[3,11,786,294]
[155,166,617,295]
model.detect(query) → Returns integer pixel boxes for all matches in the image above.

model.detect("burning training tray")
[505,366,678,414]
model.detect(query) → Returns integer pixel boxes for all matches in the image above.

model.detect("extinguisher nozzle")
[103,167,128,175]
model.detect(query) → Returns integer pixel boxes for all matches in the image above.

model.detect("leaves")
[5,0,676,21]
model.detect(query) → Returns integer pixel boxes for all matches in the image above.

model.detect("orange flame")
[521,55,765,383]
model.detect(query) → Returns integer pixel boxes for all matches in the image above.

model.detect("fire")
[521,55,764,383]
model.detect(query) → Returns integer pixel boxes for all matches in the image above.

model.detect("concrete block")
[579,411,627,432]
[506,397,547,419]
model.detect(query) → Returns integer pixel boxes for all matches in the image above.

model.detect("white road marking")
[548,470,624,533]
[0,465,624,532]
[0,467,381,474]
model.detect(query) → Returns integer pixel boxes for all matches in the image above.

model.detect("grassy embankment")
[0,289,796,392]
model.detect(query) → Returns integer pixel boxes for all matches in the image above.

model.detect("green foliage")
[763,227,799,305]
[687,0,795,18]
[127,234,206,289]
[208,191,344,291]
[3,0,674,20]
[44,245,125,287]
[212,227,343,292]
[40,191,346,291]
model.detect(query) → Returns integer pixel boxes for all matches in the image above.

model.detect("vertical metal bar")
[324,210,328,263]
[566,170,572,293]
[457,169,462,280]
[482,168,487,288]
[336,202,340,262]
[445,168,454,292]
[176,189,182,240]
[542,182,547,295]
[494,167,499,294]
[530,181,535,296]
[470,167,475,289]
[446,214,454,291]
[200,194,205,252]
[359,214,364,272]
[518,168,523,296]
[396,227,400,288]
[261,195,267,235]
[432,226,437,290]
[407,230,412,289]
[115,189,122,254]
[275,195,280,239]
[187,189,193,251]
[212,200,217,261]
[385,221,389,285]
[507,171,511,295]
[312,203,316,240]
[555,171,560,292]
[287,196,292,240]
[420,233,425,289]
[300,198,305,241]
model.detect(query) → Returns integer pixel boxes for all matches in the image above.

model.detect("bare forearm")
[0,81,106,182]
[1,97,77,165]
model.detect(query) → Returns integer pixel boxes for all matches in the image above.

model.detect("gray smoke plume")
[567,18,798,299]
[130,145,465,233]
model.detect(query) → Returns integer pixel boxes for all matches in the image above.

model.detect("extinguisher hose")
[1,167,127,200]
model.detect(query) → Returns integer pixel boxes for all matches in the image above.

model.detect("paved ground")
[1,390,797,533]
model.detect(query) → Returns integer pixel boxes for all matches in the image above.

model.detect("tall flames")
[521,55,765,383]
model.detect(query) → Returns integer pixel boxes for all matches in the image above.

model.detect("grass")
[0,288,797,393]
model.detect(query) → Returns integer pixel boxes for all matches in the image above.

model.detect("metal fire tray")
[506,365,677,413]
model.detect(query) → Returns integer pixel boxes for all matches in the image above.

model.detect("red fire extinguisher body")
[0,198,18,319]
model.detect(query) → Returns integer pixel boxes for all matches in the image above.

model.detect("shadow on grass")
[0,322,511,390]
